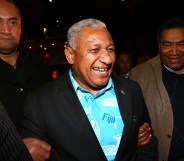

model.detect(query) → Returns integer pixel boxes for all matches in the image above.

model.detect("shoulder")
[112,74,142,92]
[29,71,70,95]
[130,55,160,77]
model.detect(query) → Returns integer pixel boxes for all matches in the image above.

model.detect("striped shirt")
[0,102,32,161]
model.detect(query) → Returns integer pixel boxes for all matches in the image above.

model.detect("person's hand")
[137,123,152,146]
[23,137,51,161]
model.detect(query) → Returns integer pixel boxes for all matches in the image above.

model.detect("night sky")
[15,0,184,60]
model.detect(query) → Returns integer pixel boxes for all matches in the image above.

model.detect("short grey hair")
[67,18,107,50]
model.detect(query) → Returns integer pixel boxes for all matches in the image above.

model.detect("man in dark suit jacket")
[22,18,158,161]
[0,1,51,160]
[0,102,32,161]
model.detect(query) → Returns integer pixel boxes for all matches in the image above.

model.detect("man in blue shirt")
[22,18,158,161]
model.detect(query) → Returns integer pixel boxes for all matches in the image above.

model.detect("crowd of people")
[0,0,184,161]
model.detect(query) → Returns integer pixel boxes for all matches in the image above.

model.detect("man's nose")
[99,49,114,63]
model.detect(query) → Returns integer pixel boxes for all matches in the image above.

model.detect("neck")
[0,51,19,68]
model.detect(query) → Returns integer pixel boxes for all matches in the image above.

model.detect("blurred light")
[43,28,47,38]
[43,27,47,33]
[49,0,53,2]
[52,70,58,79]
[64,41,68,48]
[52,43,55,46]
[29,46,32,49]
[44,47,47,50]
[43,53,50,59]
[40,45,43,47]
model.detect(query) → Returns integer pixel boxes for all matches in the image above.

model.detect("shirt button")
[17,88,24,92]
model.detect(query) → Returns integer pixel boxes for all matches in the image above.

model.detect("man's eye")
[9,21,17,26]
[178,43,184,47]
[91,48,100,52]
[107,48,115,52]
[163,44,170,47]
[162,43,171,47]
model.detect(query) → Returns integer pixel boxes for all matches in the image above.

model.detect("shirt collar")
[163,65,184,74]
[69,69,114,94]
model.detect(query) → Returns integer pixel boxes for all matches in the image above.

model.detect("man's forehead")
[0,1,21,19]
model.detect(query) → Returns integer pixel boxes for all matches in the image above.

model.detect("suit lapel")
[113,78,134,160]
[55,73,135,160]
[55,73,106,159]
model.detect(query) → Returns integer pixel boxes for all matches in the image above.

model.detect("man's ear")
[64,46,75,65]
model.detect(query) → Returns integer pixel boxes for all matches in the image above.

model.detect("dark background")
[14,0,184,62]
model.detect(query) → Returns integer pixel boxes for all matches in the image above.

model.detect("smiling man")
[130,17,184,161]
[22,18,158,161]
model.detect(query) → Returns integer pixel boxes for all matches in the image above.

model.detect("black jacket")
[22,71,158,161]
[0,47,52,133]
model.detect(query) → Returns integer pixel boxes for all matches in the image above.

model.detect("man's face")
[0,1,22,55]
[118,54,132,75]
[159,28,184,74]
[66,27,116,95]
